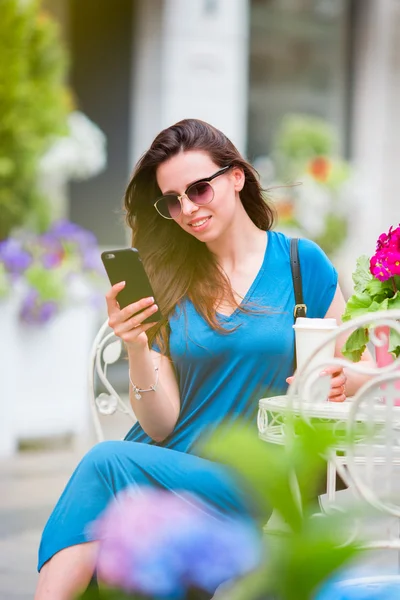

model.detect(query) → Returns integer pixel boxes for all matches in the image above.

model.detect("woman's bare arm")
[127,347,180,442]
[106,282,180,442]
[325,284,375,397]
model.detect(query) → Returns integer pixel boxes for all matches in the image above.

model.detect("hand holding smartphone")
[101,248,162,324]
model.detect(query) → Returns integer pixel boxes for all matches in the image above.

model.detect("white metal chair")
[259,310,400,595]
[88,319,135,442]
[260,309,400,553]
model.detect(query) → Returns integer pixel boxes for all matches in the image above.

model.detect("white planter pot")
[0,299,99,456]
[0,296,19,457]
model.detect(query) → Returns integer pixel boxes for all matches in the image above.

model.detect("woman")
[35,119,372,599]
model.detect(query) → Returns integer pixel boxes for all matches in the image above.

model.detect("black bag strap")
[290,238,307,320]
[290,238,307,372]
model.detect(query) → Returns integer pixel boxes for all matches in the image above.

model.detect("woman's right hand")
[105,281,159,351]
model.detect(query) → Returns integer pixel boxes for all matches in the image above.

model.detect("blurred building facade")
[46,0,400,283]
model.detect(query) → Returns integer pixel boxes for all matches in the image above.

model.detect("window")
[247,0,355,162]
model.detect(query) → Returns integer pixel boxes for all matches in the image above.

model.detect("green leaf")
[275,114,336,161]
[203,420,343,531]
[388,291,400,309]
[365,277,393,298]
[0,263,10,297]
[24,265,64,302]
[368,298,389,312]
[77,586,145,599]
[314,213,348,258]
[389,328,400,357]
[202,424,304,531]
[342,292,372,322]
[341,328,368,362]
[266,515,360,600]
[352,255,372,293]
[213,565,269,600]
[290,421,339,502]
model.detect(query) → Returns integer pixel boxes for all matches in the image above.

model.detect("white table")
[257,395,400,501]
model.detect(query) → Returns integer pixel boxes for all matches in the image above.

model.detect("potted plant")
[0,220,104,324]
[0,0,70,240]
[0,220,106,455]
[0,0,108,455]
[255,114,355,258]
[341,223,400,363]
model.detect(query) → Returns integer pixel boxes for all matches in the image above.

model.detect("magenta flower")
[370,224,400,281]
[90,488,262,599]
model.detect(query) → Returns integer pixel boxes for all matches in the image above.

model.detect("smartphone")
[101,248,163,323]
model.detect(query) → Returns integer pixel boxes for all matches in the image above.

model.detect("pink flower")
[89,488,261,598]
[370,224,400,281]
[370,251,391,281]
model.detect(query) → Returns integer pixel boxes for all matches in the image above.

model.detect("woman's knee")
[80,441,128,473]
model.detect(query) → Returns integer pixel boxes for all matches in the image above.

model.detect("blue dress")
[38,231,337,570]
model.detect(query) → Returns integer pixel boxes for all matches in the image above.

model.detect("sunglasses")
[154,165,232,219]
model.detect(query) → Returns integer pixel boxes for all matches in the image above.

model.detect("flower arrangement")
[342,224,400,361]
[0,220,105,325]
[256,114,355,257]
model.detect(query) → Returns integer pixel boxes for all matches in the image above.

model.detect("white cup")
[292,317,338,401]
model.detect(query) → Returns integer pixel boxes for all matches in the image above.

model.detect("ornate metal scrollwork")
[95,393,118,415]
[88,320,136,442]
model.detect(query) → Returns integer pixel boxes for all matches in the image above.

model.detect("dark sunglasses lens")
[157,195,181,218]
[187,181,213,205]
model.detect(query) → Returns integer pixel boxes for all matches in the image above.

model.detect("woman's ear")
[232,166,245,192]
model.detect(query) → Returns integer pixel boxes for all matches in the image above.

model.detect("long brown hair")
[124,119,275,352]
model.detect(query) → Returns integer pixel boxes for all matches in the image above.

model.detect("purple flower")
[0,238,32,274]
[41,252,62,269]
[38,301,59,323]
[81,246,104,274]
[90,488,262,599]
[19,289,59,324]
[48,219,98,248]
[1,220,103,325]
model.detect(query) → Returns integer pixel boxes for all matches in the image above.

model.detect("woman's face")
[155,150,244,243]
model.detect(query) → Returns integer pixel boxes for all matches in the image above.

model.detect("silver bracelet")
[128,367,159,400]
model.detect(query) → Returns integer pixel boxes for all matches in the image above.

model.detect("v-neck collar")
[216,230,270,320]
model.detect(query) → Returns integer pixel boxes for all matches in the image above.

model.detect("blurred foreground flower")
[315,573,400,600]
[89,487,262,599]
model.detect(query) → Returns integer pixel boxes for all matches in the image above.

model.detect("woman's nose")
[180,194,199,216]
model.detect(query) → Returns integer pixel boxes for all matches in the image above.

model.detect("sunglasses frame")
[154,165,232,219]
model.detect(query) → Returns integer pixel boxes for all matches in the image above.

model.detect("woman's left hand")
[322,365,347,402]
[286,365,347,403]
